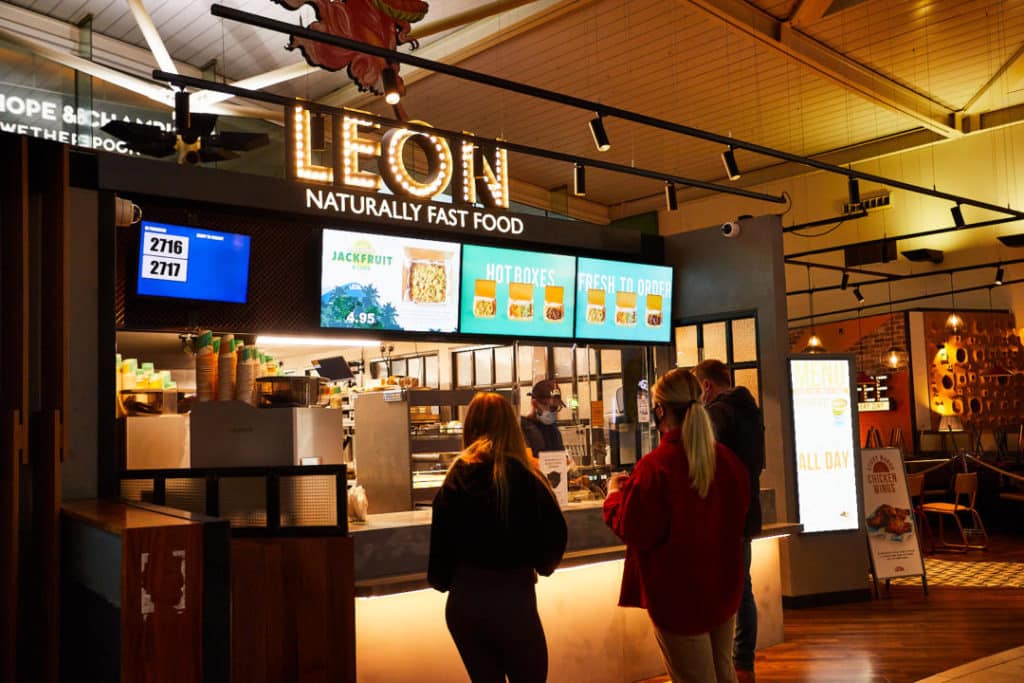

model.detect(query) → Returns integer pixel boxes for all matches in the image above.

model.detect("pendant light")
[802,266,827,354]
[881,278,908,369]
[945,272,963,334]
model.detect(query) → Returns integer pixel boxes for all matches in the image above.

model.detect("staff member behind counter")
[520,380,565,457]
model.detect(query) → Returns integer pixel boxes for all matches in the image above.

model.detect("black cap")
[529,379,566,407]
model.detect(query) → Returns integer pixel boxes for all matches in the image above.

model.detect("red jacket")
[603,429,750,635]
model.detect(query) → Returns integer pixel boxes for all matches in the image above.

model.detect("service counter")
[350,500,799,683]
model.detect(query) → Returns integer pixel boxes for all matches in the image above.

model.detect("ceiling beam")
[126,0,177,75]
[962,40,1024,115]
[788,0,833,28]
[682,0,962,139]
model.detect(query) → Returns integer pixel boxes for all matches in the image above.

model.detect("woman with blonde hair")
[604,368,750,683]
[429,392,567,682]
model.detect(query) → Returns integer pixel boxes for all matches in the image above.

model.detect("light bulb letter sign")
[378,122,452,200]
[287,106,510,209]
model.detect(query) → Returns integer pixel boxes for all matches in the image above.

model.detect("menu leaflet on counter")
[574,257,673,343]
[321,228,461,332]
[789,357,861,533]
[459,244,576,338]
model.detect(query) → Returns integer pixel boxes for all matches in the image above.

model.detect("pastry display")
[473,279,497,318]
[586,288,606,323]
[544,285,564,322]
[646,294,663,327]
[615,291,638,326]
[508,282,535,321]
[408,260,447,304]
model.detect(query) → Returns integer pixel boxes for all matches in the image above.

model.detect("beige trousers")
[654,615,738,683]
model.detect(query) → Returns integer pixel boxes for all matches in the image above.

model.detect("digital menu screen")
[136,221,251,304]
[574,257,673,343]
[320,228,461,332]
[789,357,860,533]
[459,244,576,338]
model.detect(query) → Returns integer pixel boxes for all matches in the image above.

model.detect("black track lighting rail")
[209,3,1024,220]
[785,215,1022,260]
[788,277,1024,324]
[783,210,868,232]
[785,257,1024,297]
[151,71,786,204]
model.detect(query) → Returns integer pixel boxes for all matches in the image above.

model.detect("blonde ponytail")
[653,368,718,498]
[682,402,716,498]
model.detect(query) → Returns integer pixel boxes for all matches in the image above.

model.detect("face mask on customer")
[538,410,558,425]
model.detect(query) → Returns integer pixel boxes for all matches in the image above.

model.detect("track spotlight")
[847,176,860,205]
[573,163,586,196]
[951,203,965,227]
[664,181,678,211]
[310,112,325,152]
[852,286,865,304]
[995,265,1004,286]
[721,145,740,181]
[589,114,610,152]
[840,271,849,290]
[382,66,401,105]
[174,90,190,134]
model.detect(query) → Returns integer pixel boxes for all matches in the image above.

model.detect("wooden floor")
[641,531,1024,683]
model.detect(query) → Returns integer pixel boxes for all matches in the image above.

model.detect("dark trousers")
[733,538,757,671]
[445,566,548,683]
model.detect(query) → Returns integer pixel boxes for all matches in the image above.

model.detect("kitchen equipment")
[255,376,329,408]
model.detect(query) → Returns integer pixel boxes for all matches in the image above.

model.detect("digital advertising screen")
[789,357,861,533]
[459,244,576,339]
[136,221,251,304]
[320,228,461,332]
[574,257,673,343]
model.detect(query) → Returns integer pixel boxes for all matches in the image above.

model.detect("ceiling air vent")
[843,190,892,215]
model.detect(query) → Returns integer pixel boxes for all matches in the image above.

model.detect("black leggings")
[445,566,548,683]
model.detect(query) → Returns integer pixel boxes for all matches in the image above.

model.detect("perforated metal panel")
[280,475,338,527]
[120,479,153,502]
[116,201,322,333]
[219,476,267,528]
[166,478,206,515]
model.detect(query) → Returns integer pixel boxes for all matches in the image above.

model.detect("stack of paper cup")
[235,346,256,406]
[217,334,237,401]
[195,331,218,402]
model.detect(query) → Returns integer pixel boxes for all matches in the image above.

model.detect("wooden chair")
[906,473,933,553]
[920,472,988,551]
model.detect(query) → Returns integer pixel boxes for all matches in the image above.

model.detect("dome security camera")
[721,221,741,238]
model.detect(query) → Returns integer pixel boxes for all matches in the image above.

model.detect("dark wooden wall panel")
[231,536,355,683]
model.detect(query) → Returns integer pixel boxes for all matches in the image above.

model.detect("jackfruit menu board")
[574,257,673,343]
[789,357,861,533]
[459,244,576,338]
[320,228,461,331]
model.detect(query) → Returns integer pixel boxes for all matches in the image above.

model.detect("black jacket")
[520,415,564,456]
[428,456,568,592]
[706,386,764,538]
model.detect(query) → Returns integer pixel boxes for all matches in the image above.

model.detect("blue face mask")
[538,410,558,425]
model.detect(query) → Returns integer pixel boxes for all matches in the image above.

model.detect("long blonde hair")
[653,368,717,498]
[456,392,554,522]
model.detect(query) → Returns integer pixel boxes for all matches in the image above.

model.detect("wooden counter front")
[61,499,230,683]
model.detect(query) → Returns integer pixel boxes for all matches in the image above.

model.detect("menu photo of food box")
[575,257,673,342]
[320,228,461,331]
[459,244,575,338]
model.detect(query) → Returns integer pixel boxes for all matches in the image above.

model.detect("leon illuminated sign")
[287,105,509,209]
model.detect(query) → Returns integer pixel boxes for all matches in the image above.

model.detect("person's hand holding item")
[607,472,630,494]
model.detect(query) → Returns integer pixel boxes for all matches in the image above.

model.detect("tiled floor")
[890,557,1024,587]
[916,645,1024,682]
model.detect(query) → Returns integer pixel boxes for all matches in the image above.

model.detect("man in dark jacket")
[520,379,566,456]
[694,359,764,683]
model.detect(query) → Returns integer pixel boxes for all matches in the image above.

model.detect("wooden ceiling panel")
[803,0,1024,113]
